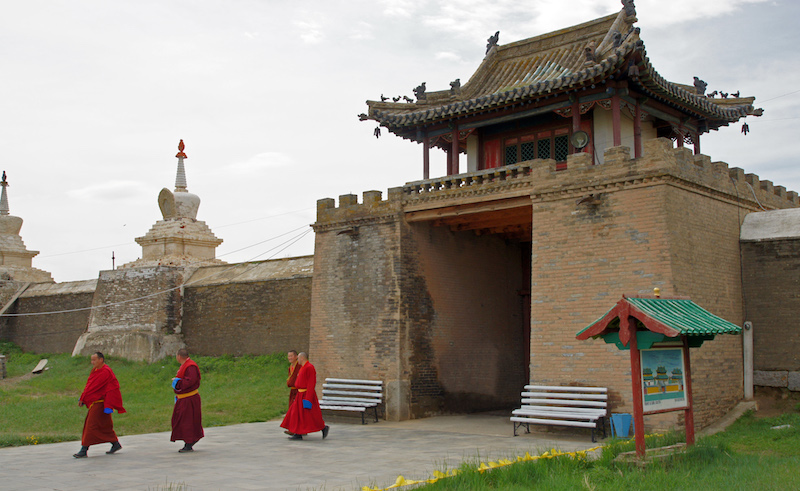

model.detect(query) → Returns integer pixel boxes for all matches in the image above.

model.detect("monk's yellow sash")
[88,399,104,408]
[297,388,307,392]
[177,389,199,399]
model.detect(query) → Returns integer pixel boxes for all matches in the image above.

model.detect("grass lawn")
[413,412,800,490]
[0,341,289,447]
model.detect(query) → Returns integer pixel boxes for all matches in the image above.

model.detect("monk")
[171,348,204,452]
[280,352,329,440]
[284,350,300,436]
[74,352,125,458]
[286,350,300,405]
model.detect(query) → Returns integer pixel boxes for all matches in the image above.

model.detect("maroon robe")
[280,361,325,435]
[171,359,204,443]
[79,364,125,446]
[287,362,300,405]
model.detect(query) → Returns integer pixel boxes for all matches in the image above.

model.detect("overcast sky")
[1,0,796,282]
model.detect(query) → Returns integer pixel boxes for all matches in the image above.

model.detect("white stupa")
[0,172,53,283]
[123,140,224,270]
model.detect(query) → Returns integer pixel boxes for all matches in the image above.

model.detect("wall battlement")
[317,139,797,220]
[314,187,403,228]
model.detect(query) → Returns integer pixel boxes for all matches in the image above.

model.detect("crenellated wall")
[311,138,798,428]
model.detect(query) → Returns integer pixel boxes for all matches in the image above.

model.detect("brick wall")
[182,277,311,356]
[409,222,527,413]
[742,239,800,372]
[1,291,93,353]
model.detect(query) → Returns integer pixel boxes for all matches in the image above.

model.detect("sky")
[1,0,797,282]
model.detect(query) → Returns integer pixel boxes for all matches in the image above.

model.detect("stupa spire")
[0,171,9,216]
[175,139,188,192]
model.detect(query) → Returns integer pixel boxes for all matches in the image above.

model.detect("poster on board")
[641,347,687,412]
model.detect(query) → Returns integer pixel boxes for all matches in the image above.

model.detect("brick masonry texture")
[741,239,800,372]
[0,291,93,353]
[182,277,311,356]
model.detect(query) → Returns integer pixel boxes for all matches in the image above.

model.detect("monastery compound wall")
[311,139,799,429]
[1,139,799,434]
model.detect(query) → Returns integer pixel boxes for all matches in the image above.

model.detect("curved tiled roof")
[364,8,760,134]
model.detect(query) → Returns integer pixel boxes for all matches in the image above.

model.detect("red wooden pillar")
[627,315,646,458]
[423,134,430,180]
[634,102,642,158]
[693,133,701,155]
[611,94,622,146]
[683,335,696,445]
[450,125,460,175]
[676,128,684,148]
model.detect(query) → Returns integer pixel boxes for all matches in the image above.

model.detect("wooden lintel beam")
[405,196,531,222]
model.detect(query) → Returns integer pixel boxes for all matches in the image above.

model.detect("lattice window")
[505,145,518,165]
[554,135,569,161]
[537,139,551,160]
[520,142,536,161]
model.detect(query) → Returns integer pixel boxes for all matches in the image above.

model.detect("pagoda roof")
[576,295,741,350]
[362,7,761,139]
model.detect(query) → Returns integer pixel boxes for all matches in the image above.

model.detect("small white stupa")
[123,140,224,270]
[0,171,53,283]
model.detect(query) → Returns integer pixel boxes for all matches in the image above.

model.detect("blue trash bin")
[610,413,633,438]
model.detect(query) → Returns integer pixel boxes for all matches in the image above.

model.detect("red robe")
[280,361,325,435]
[79,364,126,446]
[287,362,300,405]
[171,359,204,443]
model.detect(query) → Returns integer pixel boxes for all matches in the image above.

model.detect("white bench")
[319,378,383,424]
[511,385,608,442]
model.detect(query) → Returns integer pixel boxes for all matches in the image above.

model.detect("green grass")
[0,341,289,447]
[415,412,800,490]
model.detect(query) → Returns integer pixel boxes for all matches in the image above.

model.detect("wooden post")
[683,335,695,445]
[693,132,701,155]
[423,134,430,180]
[450,125,460,175]
[611,94,622,146]
[634,102,642,158]
[627,316,646,458]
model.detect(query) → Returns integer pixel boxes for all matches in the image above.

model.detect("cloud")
[67,180,149,203]
[222,152,294,175]
[294,19,325,44]
[349,21,374,41]
[435,51,461,62]
[378,0,420,18]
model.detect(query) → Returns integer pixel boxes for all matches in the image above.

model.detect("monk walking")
[171,348,204,452]
[284,350,300,436]
[280,352,329,440]
[74,352,125,458]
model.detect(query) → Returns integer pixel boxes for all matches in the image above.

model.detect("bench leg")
[372,406,379,423]
[513,422,530,437]
[361,412,366,425]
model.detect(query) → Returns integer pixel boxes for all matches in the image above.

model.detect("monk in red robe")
[74,351,125,458]
[280,352,329,440]
[287,350,300,405]
[284,350,300,436]
[171,348,204,452]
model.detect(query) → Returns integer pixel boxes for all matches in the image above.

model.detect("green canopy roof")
[576,296,741,349]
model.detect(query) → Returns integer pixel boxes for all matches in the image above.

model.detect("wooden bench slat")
[518,405,606,414]
[325,378,382,385]
[521,398,606,407]
[323,389,382,398]
[524,385,607,393]
[323,384,383,392]
[511,416,598,429]
[521,392,607,400]
[320,405,367,412]
[320,396,381,406]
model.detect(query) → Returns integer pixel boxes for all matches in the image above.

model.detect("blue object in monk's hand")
[104,408,113,414]
[172,377,180,389]
[302,399,312,409]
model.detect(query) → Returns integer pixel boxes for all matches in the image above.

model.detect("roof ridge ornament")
[0,171,9,216]
[486,31,499,55]
[622,0,636,18]
[174,139,188,192]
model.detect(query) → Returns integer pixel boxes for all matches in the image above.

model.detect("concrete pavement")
[0,414,601,490]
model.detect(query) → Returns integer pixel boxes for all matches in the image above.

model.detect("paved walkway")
[0,414,600,490]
